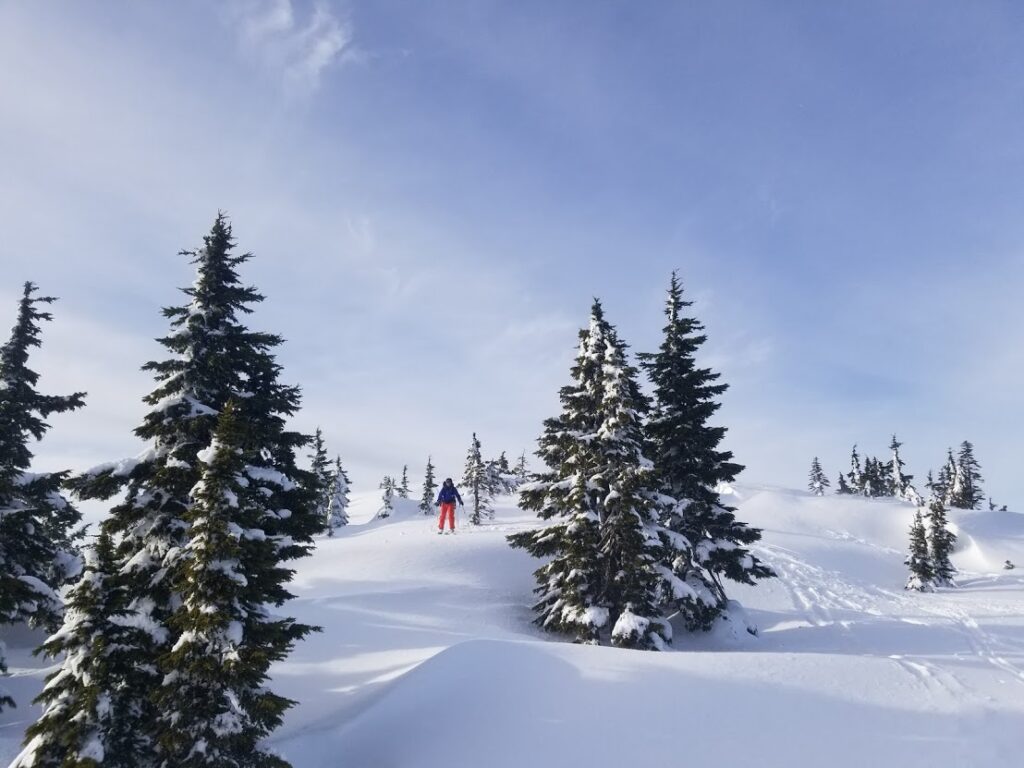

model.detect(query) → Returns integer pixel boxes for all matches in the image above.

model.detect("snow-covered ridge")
[3,486,1023,767]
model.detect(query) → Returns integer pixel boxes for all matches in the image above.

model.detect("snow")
[3,485,1024,766]
[82,446,162,478]
[245,466,297,491]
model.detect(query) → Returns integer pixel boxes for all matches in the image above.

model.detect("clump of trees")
[510,274,773,650]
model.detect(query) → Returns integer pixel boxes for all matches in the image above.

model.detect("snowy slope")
[3,487,1024,767]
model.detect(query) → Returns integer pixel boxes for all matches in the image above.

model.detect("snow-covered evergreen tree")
[158,403,311,768]
[889,435,923,505]
[808,457,829,496]
[904,509,935,592]
[509,302,619,643]
[378,476,395,518]
[325,456,350,534]
[594,322,671,649]
[304,428,332,533]
[485,457,518,498]
[496,451,511,475]
[836,472,853,494]
[844,445,864,495]
[0,282,86,711]
[639,274,773,631]
[462,433,491,525]
[513,451,529,483]
[398,465,410,499]
[950,441,983,510]
[935,448,956,506]
[66,214,318,766]
[927,497,957,586]
[861,456,880,497]
[510,301,670,649]
[12,529,151,768]
[419,457,437,515]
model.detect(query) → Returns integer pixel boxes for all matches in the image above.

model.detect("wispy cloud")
[229,0,354,92]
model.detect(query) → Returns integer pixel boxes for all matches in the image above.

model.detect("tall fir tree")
[594,321,671,649]
[304,428,331,533]
[808,457,829,496]
[639,274,772,631]
[325,456,350,534]
[158,403,311,768]
[462,433,492,525]
[398,465,410,499]
[927,497,957,586]
[950,441,984,510]
[419,457,437,515]
[904,509,935,592]
[64,214,318,766]
[12,529,151,768]
[509,302,619,644]
[510,301,670,648]
[0,283,86,712]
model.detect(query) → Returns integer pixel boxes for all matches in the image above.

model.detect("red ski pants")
[438,502,456,530]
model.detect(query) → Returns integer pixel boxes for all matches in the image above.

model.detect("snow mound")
[285,637,1023,768]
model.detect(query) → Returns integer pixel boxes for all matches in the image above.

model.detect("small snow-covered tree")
[303,428,332,533]
[639,274,773,632]
[378,476,395,518]
[924,469,936,496]
[861,456,880,497]
[513,451,529,483]
[904,509,934,592]
[419,457,437,515]
[462,433,491,525]
[496,451,511,475]
[927,497,957,586]
[325,456,350,534]
[485,457,518,497]
[836,472,853,494]
[888,435,923,505]
[935,448,956,506]
[950,441,983,510]
[12,529,151,768]
[398,465,410,499]
[846,445,863,494]
[808,457,829,496]
[0,283,86,711]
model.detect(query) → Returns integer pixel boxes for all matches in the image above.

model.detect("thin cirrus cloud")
[228,0,355,92]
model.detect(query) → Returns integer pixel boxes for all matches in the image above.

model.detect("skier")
[435,477,463,534]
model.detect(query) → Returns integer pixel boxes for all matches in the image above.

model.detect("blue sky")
[1,0,1022,505]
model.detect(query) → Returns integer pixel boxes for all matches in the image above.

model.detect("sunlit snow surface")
[3,487,1023,767]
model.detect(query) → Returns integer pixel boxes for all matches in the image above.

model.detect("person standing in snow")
[435,477,463,534]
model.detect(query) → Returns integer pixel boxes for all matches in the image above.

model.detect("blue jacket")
[436,484,463,505]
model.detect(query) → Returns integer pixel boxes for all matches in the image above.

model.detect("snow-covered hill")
[3,487,1023,767]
